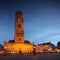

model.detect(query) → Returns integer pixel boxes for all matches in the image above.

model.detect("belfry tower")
[14,11,24,43]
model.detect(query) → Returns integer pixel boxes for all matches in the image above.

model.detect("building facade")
[4,11,34,54]
[36,43,53,53]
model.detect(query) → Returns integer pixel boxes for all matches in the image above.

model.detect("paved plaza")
[0,53,60,60]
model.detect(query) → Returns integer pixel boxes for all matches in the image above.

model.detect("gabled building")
[36,42,55,53]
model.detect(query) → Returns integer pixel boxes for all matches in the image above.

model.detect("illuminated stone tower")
[14,11,24,43]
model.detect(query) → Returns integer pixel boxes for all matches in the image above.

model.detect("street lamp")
[4,46,6,49]
[4,46,7,55]
[33,46,36,56]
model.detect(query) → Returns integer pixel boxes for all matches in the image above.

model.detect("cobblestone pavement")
[0,53,60,60]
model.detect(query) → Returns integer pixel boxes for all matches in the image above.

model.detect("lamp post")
[33,46,36,56]
[4,46,7,55]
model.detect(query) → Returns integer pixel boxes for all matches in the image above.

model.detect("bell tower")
[14,11,24,43]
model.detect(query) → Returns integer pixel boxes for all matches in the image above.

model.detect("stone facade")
[4,42,33,54]
[36,44,52,53]
[14,11,24,43]
[4,11,34,54]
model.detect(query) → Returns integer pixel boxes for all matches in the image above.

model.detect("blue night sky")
[0,0,60,46]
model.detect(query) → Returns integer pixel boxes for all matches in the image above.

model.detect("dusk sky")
[0,0,60,46]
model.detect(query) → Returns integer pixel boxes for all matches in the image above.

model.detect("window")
[18,24,21,28]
